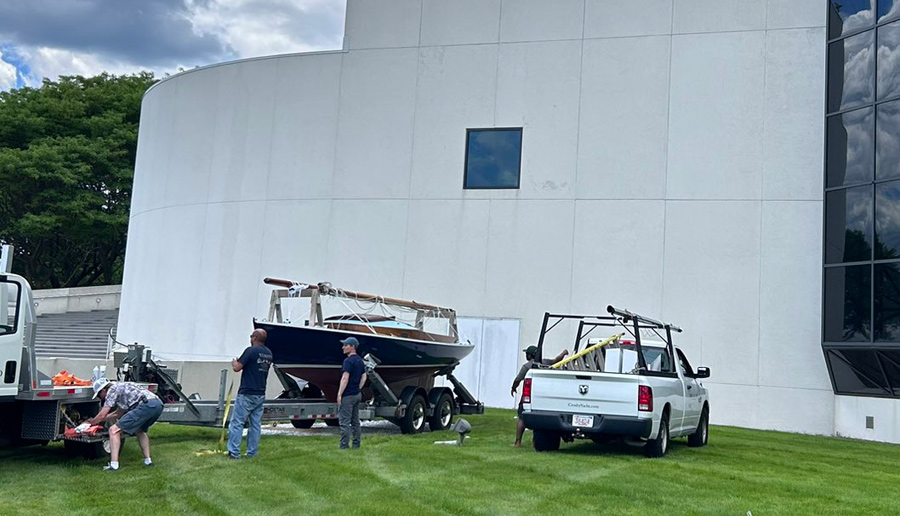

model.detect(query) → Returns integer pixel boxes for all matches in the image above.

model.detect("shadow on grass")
[548,436,699,459]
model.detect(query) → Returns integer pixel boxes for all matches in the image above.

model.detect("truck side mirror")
[695,367,710,379]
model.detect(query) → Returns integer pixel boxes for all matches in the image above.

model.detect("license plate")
[573,414,594,428]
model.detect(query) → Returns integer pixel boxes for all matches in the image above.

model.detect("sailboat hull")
[253,320,474,401]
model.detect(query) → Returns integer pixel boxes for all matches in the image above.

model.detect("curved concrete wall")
[120,0,834,434]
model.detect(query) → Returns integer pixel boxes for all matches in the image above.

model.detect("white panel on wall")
[191,201,268,359]
[584,0,673,39]
[485,200,575,355]
[256,199,335,312]
[578,36,670,200]
[500,0,585,43]
[420,0,501,46]
[571,200,666,316]
[207,59,279,204]
[767,0,827,30]
[267,54,343,201]
[668,31,766,200]
[134,80,178,214]
[131,84,166,216]
[126,205,207,359]
[162,70,218,208]
[334,49,418,199]
[706,383,759,427]
[673,0,767,34]
[496,40,582,199]
[758,201,830,391]
[410,45,498,198]
[757,386,833,435]
[325,200,409,295]
[448,317,521,409]
[403,200,490,316]
[662,201,761,386]
[835,395,900,443]
[345,0,422,50]
[763,28,826,201]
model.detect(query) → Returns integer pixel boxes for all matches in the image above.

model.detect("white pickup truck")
[520,307,710,457]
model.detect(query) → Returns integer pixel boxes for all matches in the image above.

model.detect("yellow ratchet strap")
[551,333,623,369]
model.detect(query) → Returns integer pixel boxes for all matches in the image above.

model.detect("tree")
[0,72,156,288]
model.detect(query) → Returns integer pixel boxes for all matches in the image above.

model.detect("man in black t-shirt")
[337,336,367,449]
[227,328,273,459]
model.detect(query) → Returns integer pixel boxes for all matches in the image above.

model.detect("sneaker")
[102,464,119,472]
[227,454,240,460]
[144,462,155,467]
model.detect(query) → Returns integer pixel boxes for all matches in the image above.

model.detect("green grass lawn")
[1,408,898,515]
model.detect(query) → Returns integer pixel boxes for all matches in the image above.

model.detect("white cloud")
[186,0,344,58]
[0,50,16,90]
[0,0,346,90]
[12,46,176,88]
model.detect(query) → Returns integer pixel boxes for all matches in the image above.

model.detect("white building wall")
[119,0,891,438]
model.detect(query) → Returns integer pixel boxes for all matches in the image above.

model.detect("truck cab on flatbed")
[1,250,110,457]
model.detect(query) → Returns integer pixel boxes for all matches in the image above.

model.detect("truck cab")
[1,262,109,456]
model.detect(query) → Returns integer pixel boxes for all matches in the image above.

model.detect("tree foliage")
[0,72,157,288]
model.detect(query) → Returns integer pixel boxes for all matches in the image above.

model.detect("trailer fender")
[398,386,429,416]
[427,387,456,414]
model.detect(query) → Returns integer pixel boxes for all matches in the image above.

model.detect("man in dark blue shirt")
[337,336,367,449]
[228,328,272,459]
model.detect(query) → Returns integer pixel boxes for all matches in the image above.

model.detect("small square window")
[464,128,522,189]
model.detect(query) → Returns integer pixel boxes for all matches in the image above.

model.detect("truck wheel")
[687,406,709,447]
[291,419,315,429]
[533,430,561,452]
[644,411,670,458]
[428,392,454,431]
[324,418,340,427]
[398,395,427,434]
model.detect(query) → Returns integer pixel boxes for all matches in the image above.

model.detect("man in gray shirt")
[510,345,568,447]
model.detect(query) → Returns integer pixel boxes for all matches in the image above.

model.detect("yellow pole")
[551,333,623,369]
[217,381,234,453]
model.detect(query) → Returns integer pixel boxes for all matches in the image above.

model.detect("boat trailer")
[115,344,483,433]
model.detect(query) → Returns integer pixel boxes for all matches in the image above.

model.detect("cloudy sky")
[0,0,346,91]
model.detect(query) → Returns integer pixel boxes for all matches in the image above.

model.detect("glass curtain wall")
[825,0,900,397]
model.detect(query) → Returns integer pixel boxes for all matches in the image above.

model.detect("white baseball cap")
[92,377,112,399]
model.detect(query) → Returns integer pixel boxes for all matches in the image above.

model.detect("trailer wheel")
[428,392,454,431]
[290,419,315,429]
[533,430,561,452]
[324,418,340,427]
[398,395,427,434]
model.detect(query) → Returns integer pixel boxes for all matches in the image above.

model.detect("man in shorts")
[87,378,164,471]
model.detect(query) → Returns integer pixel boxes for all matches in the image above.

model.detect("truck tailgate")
[528,370,639,418]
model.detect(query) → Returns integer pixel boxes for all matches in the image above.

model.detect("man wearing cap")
[336,336,367,449]
[87,378,163,471]
[510,345,568,447]
[228,328,273,459]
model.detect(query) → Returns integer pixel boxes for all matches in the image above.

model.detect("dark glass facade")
[826,1,900,397]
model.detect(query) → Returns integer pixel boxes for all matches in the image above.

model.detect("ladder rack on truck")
[116,342,483,433]
[0,248,114,458]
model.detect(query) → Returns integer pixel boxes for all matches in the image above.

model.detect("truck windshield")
[0,279,20,336]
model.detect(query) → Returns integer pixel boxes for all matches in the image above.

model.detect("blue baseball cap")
[340,337,359,348]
